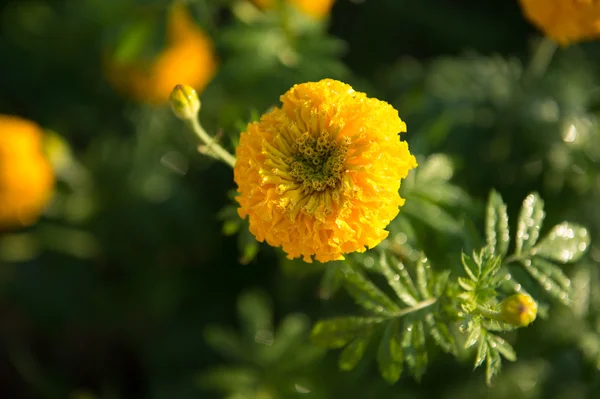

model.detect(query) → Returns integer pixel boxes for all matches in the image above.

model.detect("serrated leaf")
[341,264,401,316]
[458,277,476,292]
[465,323,482,349]
[521,258,571,305]
[415,254,432,299]
[485,345,502,386]
[488,334,516,362]
[515,193,545,255]
[311,317,385,348]
[432,270,451,298]
[424,313,456,355]
[486,190,510,257]
[461,252,480,282]
[532,222,590,263]
[474,337,488,368]
[402,321,428,381]
[339,334,371,371]
[379,254,419,306]
[377,320,404,384]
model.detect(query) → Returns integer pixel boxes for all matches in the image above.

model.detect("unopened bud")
[170,84,200,120]
[500,294,537,327]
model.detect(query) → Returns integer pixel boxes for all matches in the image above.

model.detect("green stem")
[188,117,236,168]
[475,305,503,322]
[394,297,438,318]
[524,37,558,82]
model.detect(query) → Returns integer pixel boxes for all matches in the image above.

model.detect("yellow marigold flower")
[234,79,417,262]
[518,0,600,45]
[253,0,335,19]
[500,294,538,327]
[106,4,218,105]
[0,115,55,229]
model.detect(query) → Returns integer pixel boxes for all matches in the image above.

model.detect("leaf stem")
[475,305,503,322]
[394,297,438,318]
[188,117,237,168]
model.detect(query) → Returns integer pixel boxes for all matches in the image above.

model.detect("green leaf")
[409,321,428,381]
[461,252,480,282]
[311,317,385,348]
[485,190,510,257]
[341,263,401,316]
[488,334,516,362]
[465,322,482,349]
[379,254,420,306]
[377,320,404,384]
[339,334,371,371]
[416,154,455,183]
[424,313,456,355]
[515,193,545,256]
[319,263,344,300]
[415,254,432,299]
[237,290,273,339]
[474,337,488,368]
[402,198,462,235]
[402,321,428,382]
[197,367,259,393]
[485,344,502,386]
[204,326,248,362]
[532,222,590,263]
[521,258,571,305]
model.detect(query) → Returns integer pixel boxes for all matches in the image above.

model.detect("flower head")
[106,4,218,104]
[0,115,55,229]
[253,0,335,19]
[500,294,538,327]
[234,79,417,262]
[519,0,600,45]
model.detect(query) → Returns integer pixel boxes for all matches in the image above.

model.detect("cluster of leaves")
[199,290,324,399]
[309,190,590,385]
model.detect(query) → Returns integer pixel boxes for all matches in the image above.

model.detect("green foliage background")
[1,0,600,398]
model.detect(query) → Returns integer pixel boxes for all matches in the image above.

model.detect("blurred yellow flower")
[0,115,55,229]
[253,0,335,19]
[519,0,600,45]
[106,4,218,105]
[234,79,417,262]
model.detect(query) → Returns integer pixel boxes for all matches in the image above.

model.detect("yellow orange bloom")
[0,115,55,229]
[106,4,218,105]
[519,0,600,45]
[253,0,335,19]
[234,79,417,262]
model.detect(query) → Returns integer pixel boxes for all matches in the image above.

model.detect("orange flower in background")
[253,0,335,19]
[234,79,417,262]
[0,115,55,229]
[518,0,600,45]
[106,4,218,105]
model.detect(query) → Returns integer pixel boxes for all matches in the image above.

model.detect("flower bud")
[500,294,537,327]
[170,84,200,120]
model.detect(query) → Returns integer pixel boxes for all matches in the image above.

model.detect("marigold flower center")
[289,131,349,193]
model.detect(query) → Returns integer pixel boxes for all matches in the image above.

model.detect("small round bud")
[170,84,200,120]
[500,294,538,327]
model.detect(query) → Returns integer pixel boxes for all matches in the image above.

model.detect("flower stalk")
[170,84,237,168]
